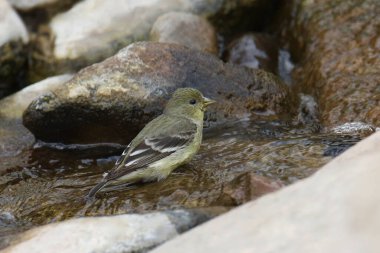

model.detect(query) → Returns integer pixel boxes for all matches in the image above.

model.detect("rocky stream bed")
[0,0,379,252]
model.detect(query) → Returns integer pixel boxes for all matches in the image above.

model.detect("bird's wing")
[105,115,197,181]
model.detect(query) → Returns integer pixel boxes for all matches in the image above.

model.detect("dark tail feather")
[87,180,108,199]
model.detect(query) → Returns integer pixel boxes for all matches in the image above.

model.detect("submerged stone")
[216,172,284,205]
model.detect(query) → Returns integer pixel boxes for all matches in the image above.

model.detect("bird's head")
[164,88,215,123]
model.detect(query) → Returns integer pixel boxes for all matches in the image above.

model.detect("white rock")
[0,74,73,156]
[31,0,263,79]
[3,213,178,253]
[331,122,375,135]
[2,208,224,253]
[0,0,28,47]
[7,0,57,11]
[50,0,189,60]
[48,0,261,61]
[151,131,380,253]
[0,74,73,118]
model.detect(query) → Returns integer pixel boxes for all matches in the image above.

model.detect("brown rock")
[281,0,380,126]
[217,172,284,205]
[23,42,297,144]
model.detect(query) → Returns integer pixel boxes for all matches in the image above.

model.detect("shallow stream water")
[0,119,361,247]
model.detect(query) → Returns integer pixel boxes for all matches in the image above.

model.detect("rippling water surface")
[0,120,361,247]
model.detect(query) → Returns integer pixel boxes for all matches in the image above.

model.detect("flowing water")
[0,119,361,247]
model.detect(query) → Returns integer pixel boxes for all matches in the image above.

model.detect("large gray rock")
[0,74,73,158]
[151,131,380,253]
[150,12,218,55]
[2,208,227,253]
[29,0,276,81]
[23,42,297,144]
[0,0,28,98]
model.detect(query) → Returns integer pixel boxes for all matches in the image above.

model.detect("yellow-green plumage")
[88,88,215,198]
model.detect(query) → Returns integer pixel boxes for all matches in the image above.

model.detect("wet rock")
[152,131,380,253]
[322,135,361,158]
[29,0,276,81]
[217,172,284,205]
[150,12,218,55]
[224,33,279,74]
[331,122,376,137]
[0,0,29,98]
[0,74,73,158]
[281,0,380,126]
[23,42,297,144]
[2,208,226,253]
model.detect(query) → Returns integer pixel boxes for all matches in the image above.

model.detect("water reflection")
[0,119,362,246]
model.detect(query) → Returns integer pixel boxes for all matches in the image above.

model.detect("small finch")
[87,88,215,198]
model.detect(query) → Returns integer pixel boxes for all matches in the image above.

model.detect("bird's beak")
[202,96,216,107]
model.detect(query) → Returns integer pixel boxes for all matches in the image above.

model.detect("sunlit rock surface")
[281,0,380,126]
[150,12,218,55]
[23,42,296,144]
[0,0,29,98]
[152,131,380,253]
[215,172,284,206]
[3,208,227,253]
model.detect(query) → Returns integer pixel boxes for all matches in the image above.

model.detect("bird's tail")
[87,180,108,199]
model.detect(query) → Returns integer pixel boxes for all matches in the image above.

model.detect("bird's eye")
[189,99,197,105]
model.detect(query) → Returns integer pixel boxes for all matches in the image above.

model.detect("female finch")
[88,88,215,197]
